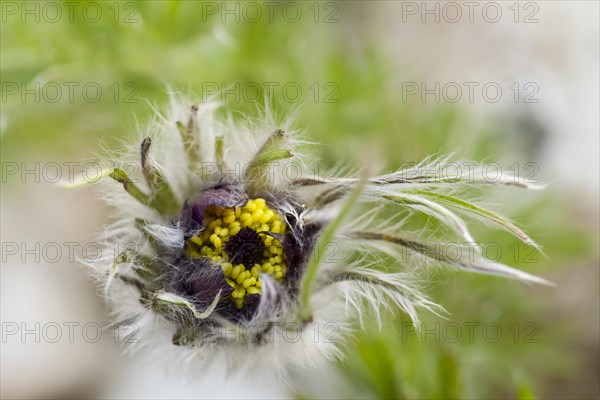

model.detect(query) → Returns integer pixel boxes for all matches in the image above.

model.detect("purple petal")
[180,185,247,235]
[175,258,233,309]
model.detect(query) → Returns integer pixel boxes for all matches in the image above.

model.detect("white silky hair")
[85,95,351,376]
[80,93,547,379]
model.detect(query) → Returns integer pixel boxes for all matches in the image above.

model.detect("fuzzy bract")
[65,96,548,374]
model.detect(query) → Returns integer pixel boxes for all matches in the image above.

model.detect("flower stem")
[297,176,366,323]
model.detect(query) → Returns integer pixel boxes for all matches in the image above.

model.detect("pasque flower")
[65,97,548,372]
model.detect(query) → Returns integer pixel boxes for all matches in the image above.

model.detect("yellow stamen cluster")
[185,198,287,309]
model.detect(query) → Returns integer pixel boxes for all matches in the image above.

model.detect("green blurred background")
[1,1,598,399]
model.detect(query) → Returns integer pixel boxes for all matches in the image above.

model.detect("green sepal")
[140,138,180,216]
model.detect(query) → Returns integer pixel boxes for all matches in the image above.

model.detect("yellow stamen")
[185,198,288,309]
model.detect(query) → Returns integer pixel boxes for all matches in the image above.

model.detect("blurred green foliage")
[1,1,596,399]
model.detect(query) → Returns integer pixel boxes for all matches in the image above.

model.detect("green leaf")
[244,129,293,189]
[348,231,551,285]
[408,190,541,251]
[517,383,536,400]
[154,290,221,319]
[176,104,202,168]
[297,177,366,323]
[383,193,477,245]
[109,168,151,206]
[140,137,180,216]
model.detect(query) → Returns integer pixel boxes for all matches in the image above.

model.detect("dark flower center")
[224,227,265,267]
[183,197,289,309]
